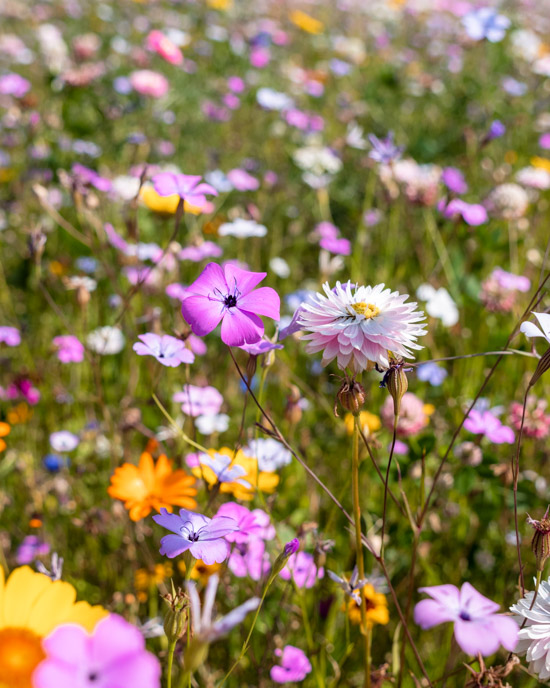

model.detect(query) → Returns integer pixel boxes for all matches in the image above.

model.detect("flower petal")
[237,287,281,321]
[220,308,263,346]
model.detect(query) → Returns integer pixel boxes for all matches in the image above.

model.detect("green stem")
[166,639,177,688]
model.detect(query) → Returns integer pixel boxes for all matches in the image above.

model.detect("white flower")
[245,438,292,472]
[188,574,260,642]
[293,144,342,176]
[218,219,267,239]
[199,453,252,488]
[87,326,125,355]
[416,284,459,327]
[50,431,79,452]
[256,87,294,111]
[346,123,368,150]
[65,276,97,292]
[194,414,230,435]
[299,281,426,372]
[204,170,234,193]
[520,312,550,344]
[111,175,141,201]
[516,167,550,190]
[269,257,290,279]
[510,578,550,680]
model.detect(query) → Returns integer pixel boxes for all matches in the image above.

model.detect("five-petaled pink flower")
[181,263,280,347]
[270,646,312,683]
[52,335,85,363]
[463,409,515,444]
[133,333,195,367]
[414,582,518,656]
[151,173,218,208]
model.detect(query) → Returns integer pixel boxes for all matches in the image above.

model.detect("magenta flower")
[181,263,280,347]
[442,167,468,194]
[228,539,271,580]
[151,173,218,208]
[145,30,183,65]
[414,583,518,656]
[440,199,487,226]
[173,384,223,417]
[152,508,238,564]
[179,241,223,262]
[0,73,31,97]
[0,326,21,346]
[216,502,275,543]
[270,646,312,683]
[52,335,84,363]
[33,614,161,688]
[279,551,324,588]
[319,237,351,255]
[227,168,260,191]
[464,409,515,444]
[133,333,195,367]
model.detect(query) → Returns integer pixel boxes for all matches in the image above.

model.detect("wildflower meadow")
[2,0,550,686]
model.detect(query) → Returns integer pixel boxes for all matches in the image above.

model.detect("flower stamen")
[350,302,380,319]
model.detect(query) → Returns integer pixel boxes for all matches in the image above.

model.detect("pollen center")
[0,627,46,688]
[351,302,380,319]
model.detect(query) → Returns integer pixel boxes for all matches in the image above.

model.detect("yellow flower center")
[351,302,380,319]
[0,627,46,688]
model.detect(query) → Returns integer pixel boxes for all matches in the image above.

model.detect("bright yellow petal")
[64,601,108,632]
[26,581,77,636]
[3,568,52,629]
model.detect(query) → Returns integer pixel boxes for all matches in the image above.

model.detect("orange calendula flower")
[108,452,197,521]
[192,447,279,501]
[0,566,106,688]
[346,583,389,627]
[0,422,10,452]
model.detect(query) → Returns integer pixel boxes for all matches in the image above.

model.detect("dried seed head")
[528,507,550,571]
[335,378,366,417]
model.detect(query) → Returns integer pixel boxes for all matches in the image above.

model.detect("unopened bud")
[245,354,257,381]
[162,581,188,642]
[528,508,550,571]
[381,359,409,416]
[335,379,366,417]
[269,538,300,582]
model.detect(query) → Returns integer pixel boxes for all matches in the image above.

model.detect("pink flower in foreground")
[130,70,169,98]
[52,335,84,363]
[270,646,312,683]
[414,583,518,656]
[33,614,161,688]
[133,333,195,367]
[181,263,280,347]
[464,409,515,444]
[145,30,183,65]
[152,173,218,208]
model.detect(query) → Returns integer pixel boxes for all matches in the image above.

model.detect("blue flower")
[416,362,448,386]
[463,8,511,43]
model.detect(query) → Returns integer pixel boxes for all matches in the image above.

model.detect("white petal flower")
[520,312,550,344]
[218,219,267,239]
[299,281,426,372]
[87,326,125,355]
[511,578,550,680]
[199,453,252,488]
[245,438,292,472]
[194,414,230,435]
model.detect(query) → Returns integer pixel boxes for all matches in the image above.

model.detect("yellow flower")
[344,411,381,437]
[178,559,221,585]
[108,452,198,521]
[532,156,550,173]
[0,566,107,688]
[290,10,324,34]
[139,184,204,215]
[345,584,389,627]
[134,563,173,592]
[192,447,279,501]
[207,0,233,8]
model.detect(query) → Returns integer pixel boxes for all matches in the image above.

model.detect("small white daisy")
[298,281,426,372]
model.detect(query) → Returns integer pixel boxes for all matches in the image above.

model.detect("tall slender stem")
[166,639,177,688]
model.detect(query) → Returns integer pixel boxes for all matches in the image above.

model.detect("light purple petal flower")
[0,326,21,346]
[133,333,194,367]
[270,646,312,683]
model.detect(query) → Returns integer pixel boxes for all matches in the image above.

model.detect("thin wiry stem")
[512,388,530,596]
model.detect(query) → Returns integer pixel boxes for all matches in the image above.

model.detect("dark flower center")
[224,294,238,308]
[187,531,200,542]
[88,672,99,682]
[459,610,471,621]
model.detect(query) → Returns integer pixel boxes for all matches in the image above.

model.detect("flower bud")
[269,538,300,583]
[528,508,550,571]
[335,379,366,417]
[162,581,188,642]
[381,359,409,416]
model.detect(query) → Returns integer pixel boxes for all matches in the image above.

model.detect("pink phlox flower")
[145,30,183,65]
[279,551,324,588]
[33,614,161,688]
[0,73,31,97]
[414,582,518,656]
[181,262,280,347]
[133,333,195,367]
[216,502,275,543]
[228,539,271,580]
[151,173,218,208]
[440,198,487,225]
[52,335,85,363]
[319,237,351,255]
[152,508,238,564]
[270,646,312,683]
[173,384,223,417]
[0,326,21,346]
[178,242,223,261]
[463,409,515,444]
[227,168,260,191]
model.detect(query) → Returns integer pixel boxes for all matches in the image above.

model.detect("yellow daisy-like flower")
[134,563,173,592]
[139,184,204,216]
[192,447,279,501]
[0,566,107,688]
[532,156,550,173]
[178,559,221,585]
[345,584,389,627]
[344,411,381,437]
[290,9,324,34]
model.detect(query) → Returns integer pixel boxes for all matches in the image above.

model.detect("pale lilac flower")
[179,242,223,262]
[463,9,511,43]
[416,361,448,386]
[442,167,468,194]
[227,168,260,191]
[327,566,368,605]
[36,552,64,581]
[50,431,80,452]
[486,119,506,140]
[0,326,21,346]
[270,646,312,683]
[520,312,550,345]
[480,268,530,312]
[280,551,324,588]
[299,281,426,372]
[173,384,223,417]
[368,131,404,164]
[187,574,259,642]
[228,539,271,580]
[198,453,251,488]
[151,173,217,208]
[16,535,50,565]
[239,339,283,356]
[464,409,515,444]
[194,413,229,435]
[181,263,280,347]
[152,508,238,564]
[33,614,161,688]
[52,335,85,363]
[216,502,275,543]
[0,73,31,97]
[319,237,351,255]
[245,438,292,472]
[133,334,195,367]
[314,222,339,240]
[256,87,294,111]
[414,583,518,656]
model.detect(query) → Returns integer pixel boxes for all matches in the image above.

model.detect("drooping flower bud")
[528,508,550,571]
[335,378,366,417]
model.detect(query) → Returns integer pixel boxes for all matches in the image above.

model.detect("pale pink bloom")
[52,335,85,363]
[145,30,183,65]
[228,539,271,580]
[173,384,223,417]
[227,168,260,191]
[271,646,312,683]
[509,396,550,439]
[130,70,169,98]
[381,393,430,437]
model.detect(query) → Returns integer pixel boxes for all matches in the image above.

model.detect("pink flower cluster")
[381,392,429,437]
[509,396,550,439]
[480,267,531,312]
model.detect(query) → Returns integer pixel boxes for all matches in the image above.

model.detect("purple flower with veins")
[464,409,515,444]
[414,583,518,656]
[368,131,404,164]
[151,173,218,208]
[181,263,280,347]
[0,326,21,346]
[133,333,195,367]
[52,335,84,363]
[152,507,238,564]
[270,646,312,683]
[216,502,275,543]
